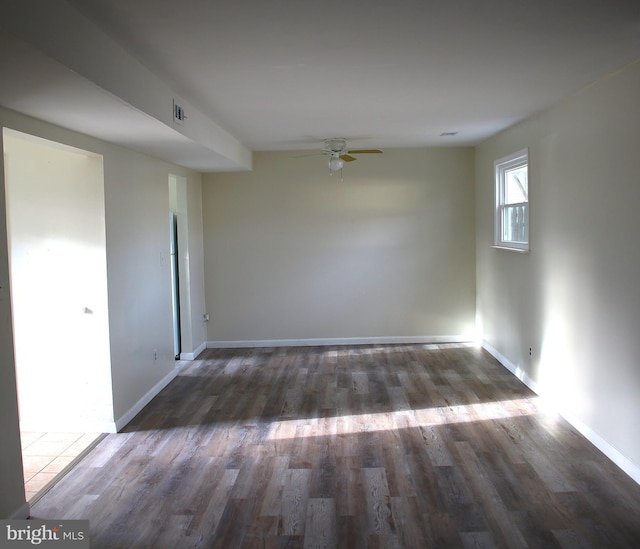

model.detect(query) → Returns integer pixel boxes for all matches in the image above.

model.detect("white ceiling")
[3,0,640,168]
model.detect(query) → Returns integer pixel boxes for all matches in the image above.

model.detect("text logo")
[0,521,89,548]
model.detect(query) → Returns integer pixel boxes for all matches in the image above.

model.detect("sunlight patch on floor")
[267,397,541,440]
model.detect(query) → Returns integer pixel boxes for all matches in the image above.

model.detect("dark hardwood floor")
[30,344,640,548]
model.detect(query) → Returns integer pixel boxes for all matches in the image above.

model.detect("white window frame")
[494,148,529,252]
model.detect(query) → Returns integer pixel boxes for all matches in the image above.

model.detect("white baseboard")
[180,341,206,360]
[482,341,541,393]
[482,340,640,486]
[9,502,30,519]
[560,409,640,485]
[208,335,470,349]
[114,366,181,432]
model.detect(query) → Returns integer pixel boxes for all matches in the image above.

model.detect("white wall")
[100,138,204,425]
[4,130,113,431]
[101,144,176,423]
[203,148,476,344]
[476,60,640,477]
[0,127,27,519]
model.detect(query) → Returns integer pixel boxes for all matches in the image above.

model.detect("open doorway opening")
[3,128,114,501]
[168,174,191,361]
[169,211,181,359]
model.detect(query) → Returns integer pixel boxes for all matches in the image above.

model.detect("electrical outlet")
[154,350,158,361]
[528,347,533,357]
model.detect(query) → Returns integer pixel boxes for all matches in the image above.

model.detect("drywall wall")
[0,128,27,519]
[0,106,204,517]
[476,60,640,475]
[4,130,114,432]
[100,142,206,424]
[203,148,476,344]
[100,143,176,423]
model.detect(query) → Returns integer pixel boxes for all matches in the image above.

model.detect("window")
[494,148,529,251]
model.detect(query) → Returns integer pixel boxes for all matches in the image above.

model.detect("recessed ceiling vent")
[173,99,186,125]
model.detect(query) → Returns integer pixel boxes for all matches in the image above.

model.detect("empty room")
[1,1,640,547]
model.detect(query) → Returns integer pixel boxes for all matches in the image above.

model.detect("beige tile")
[22,455,55,474]
[40,432,84,443]
[24,472,58,492]
[42,455,77,474]
[23,440,74,456]
[20,432,46,449]
[23,471,37,483]
[78,433,102,444]
[61,440,97,456]
[25,491,39,502]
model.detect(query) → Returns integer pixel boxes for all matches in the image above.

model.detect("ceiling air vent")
[173,99,186,125]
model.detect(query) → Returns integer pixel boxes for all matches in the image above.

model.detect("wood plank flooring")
[30,344,640,548]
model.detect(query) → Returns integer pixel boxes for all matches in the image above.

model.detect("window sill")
[492,245,529,254]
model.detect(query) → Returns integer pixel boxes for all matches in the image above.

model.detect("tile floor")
[21,431,103,502]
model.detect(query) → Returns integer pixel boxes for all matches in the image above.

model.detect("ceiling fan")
[306,138,383,176]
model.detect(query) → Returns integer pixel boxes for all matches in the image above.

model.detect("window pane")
[505,166,528,204]
[495,149,529,250]
[501,204,528,243]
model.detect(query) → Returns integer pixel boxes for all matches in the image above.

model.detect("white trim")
[208,335,470,349]
[482,340,640,486]
[114,366,182,431]
[560,409,640,485]
[482,341,540,393]
[9,502,30,520]
[180,341,206,360]
[491,245,530,254]
[494,148,529,251]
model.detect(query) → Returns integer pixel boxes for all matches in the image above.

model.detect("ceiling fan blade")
[340,154,357,162]
[346,149,383,154]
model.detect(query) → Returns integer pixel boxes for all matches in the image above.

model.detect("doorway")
[3,128,114,500]
[170,211,181,359]
[168,174,190,361]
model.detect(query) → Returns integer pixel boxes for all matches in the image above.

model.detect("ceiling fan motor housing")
[324,138,347,153]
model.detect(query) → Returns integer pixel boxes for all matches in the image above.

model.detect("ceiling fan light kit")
[328,155,344,171]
